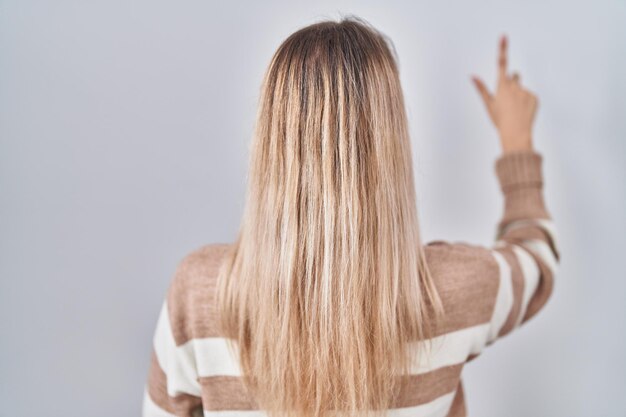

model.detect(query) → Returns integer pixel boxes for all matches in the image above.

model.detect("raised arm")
[472,35,560,343]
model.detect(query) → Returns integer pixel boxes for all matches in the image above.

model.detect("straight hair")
[215,15,445,417]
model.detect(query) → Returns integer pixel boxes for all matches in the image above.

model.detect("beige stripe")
[166,242,502,345]
[494,245,525,338]
[498,190,549,226]
[421,242,500,337]
[499,225,548,242]
[197,376,258,411]
[146,348,203,416]
[392,364,464,408]
[445,379,466,417]
[167,244,231,345]
[197,364,463,411]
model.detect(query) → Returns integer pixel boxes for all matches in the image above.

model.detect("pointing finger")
[498,35,508,83]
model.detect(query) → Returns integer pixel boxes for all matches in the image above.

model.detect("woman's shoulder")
[424,239,500,290]
[165,242,234,344]
[177,242,233,271]
[424,239,498,270]
[169,242,232,296]
[423,239,502,335]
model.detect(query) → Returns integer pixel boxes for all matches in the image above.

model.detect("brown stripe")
[498,188,550,228]
[167,243,232,345]
[494,245,525,338]
[499,224,548,242]
[424,242,501,337]
[517,240,555,324]
[146,348,203,416]
[198,364,463,411]
[541,225,560,262]
[198,375,259,411]
[445,379,466,417]
[392,363,464,408]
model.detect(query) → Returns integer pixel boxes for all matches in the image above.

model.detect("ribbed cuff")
[495,150,543,193]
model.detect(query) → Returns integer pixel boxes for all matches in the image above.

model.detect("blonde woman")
[142,16,560,417]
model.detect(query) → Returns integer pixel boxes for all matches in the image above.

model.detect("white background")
[1,1,624,416]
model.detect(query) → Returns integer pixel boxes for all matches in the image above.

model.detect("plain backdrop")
[1,1,625,416]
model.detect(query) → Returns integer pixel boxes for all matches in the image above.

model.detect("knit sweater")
[142,149,560,417]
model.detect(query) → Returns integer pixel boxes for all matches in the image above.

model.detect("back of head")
[216,15,444,417]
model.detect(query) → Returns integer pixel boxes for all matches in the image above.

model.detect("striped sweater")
[142,149,560,417]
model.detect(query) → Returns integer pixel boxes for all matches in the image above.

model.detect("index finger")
[498,35,508,83]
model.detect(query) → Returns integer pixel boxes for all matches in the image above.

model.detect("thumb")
[471,75,493,109]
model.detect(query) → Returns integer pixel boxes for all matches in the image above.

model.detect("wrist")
[499,132,534,153]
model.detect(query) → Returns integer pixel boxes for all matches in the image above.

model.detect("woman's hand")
[472,35,538,153]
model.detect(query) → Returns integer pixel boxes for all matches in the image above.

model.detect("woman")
[142,16,560,417]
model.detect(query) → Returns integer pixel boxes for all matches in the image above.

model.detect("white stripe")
[486,250,514,343]
[201,390,457,417]
[532,218,558,243]
[182,323,492,379]
[142,386,176,417]
[153,300,202,397]
[409,323,490,373]
[521,239,559,276]
[498,218,555,239]
[497,218,559,257]
[193,337,243,376]
[510,244,541,328]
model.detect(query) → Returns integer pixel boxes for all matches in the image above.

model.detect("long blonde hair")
[215,15,445,417]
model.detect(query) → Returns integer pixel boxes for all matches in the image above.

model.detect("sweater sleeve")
[483,149,560,345]
[142,277,204,417]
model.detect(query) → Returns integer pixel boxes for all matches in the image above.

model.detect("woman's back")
[142,17,559,417]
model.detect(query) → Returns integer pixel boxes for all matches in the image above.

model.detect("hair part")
[215,15,445,417]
